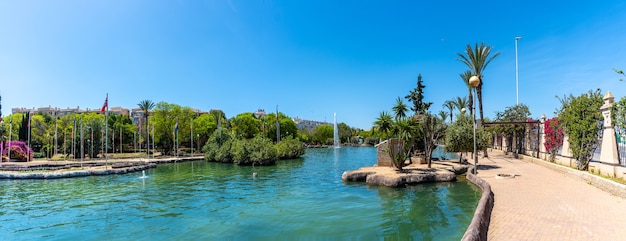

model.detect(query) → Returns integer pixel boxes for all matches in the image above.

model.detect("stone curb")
[0,163,157,179]
[461,167,494,241]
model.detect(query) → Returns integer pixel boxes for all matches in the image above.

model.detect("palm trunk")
[477,84,484,123]
[468,89,473,117]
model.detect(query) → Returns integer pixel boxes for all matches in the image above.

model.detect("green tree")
[312,124,333,145]
[442,100,455,123]
[457,43,501,122]
[556,89,603,170]
[419,113,446,168]
[263,113,298,142]
[137,99,155,153]
[231,112,261,139]
[151,102,195,154]
[454,96,468,118]
[459,70,474,117]
[437,111,448,124]
[404,74,432,115]
[338,122,352,144]
[445,113,490,163]
[494,104,531,155]
[193,113,217,150]
[373,111,393,140]
[392,97,409,121]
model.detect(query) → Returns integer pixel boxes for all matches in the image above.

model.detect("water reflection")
[0,147,479,240]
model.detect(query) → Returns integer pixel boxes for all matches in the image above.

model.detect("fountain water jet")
[139,170,148,179]
[333,113,340,148]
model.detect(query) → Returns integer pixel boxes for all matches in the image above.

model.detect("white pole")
[28,113,31,161]
[54,119,57,156]
[7,116,12,160]
[80,114,83,165]
[515,36,522,105]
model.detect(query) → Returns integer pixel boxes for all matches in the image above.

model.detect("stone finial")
[601,91,614,110]
[600,91,614,128]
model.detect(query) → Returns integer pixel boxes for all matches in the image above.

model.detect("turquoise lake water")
[0,147,480,240]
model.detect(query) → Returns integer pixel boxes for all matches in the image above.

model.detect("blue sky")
[1,1,625,129]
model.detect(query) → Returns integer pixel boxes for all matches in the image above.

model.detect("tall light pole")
[515,36,522,105]
[469,75,481,174]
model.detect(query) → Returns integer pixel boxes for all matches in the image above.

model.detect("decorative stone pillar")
[599,91,619,176]
[537,115,548,160]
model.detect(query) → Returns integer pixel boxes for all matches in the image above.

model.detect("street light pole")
[515,36,522,105]
[469,76,481,174]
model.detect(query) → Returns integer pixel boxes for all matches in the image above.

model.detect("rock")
[342,165,459,187]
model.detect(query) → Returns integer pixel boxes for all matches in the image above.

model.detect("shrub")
[275,136,304,159]
[232,136,276,166]
[2,141,34,161]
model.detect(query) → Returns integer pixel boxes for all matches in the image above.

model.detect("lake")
[0,147,479,240]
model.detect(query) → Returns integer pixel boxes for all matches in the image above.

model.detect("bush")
[232,136,276,166]
[2,141,34,161]
[275,136,304,159]
[203,130,234,163]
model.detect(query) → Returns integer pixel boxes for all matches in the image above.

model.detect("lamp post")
[469,75,481,174]
[515,36,522,105]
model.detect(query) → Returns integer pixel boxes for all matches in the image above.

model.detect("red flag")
[101,94,108,113]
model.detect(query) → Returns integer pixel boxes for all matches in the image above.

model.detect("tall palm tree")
[137,99,155,154]
[454,96,468,117]
[373,111,393,140]
[457,42,500,122]
[438,110,448,123]
[442,100,455,122]
[392,97,408,121]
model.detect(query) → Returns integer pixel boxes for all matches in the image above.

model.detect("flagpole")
[8,116,12,160]
[147,117,150,158]
[120,127,122,154]
[27,113,31,161]
[80,114,84,166]
[190,121,193,155]
[148,124,155,159]
[72,117,76,162]
[105,96,108,168]
[54,119,58,156]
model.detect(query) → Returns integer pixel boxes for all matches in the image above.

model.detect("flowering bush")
[544,118,564,162]
[2,141,33,161]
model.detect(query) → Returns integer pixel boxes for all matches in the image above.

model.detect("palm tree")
[392,97,408,121]
[137,99,155,154]
[373,111,393,140]
[459,70,473,117]
[438,110,448,123]
[442,100,455,122]
[454,96,468,117]
[457,42,501,122]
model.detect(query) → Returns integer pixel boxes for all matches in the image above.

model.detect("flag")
[190,121,192,131]
[101,94,108,113]
[175,118,179,132]
[138,118,141,133]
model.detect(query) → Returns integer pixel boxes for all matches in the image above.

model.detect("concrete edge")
[461,167,494,241]
[517,154,626,200]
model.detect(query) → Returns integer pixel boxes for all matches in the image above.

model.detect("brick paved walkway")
[475,151,626,241]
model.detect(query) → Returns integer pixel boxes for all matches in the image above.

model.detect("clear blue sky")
[1,1,625,129]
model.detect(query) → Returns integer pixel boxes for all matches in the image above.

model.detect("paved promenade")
[475,151,626,240]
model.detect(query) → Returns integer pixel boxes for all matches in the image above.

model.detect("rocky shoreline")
[342,161,469,187]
